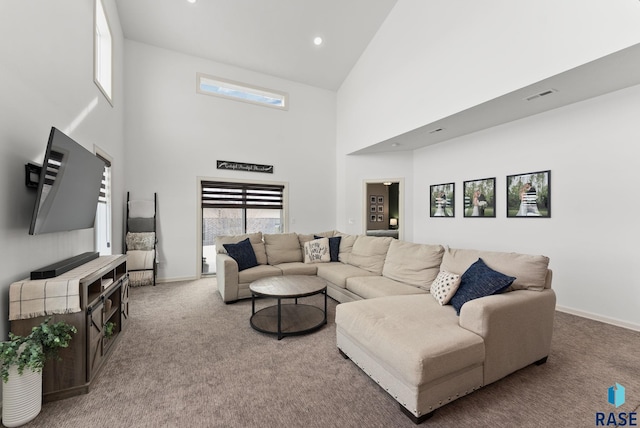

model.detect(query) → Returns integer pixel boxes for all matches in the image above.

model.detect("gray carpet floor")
[18,278,640,427]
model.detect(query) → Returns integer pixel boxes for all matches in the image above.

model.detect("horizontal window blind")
[201,181,284,209]
[96,153,111,204]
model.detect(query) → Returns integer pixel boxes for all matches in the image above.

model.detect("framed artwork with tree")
[506,170,551,217]
[463,177,495,217]
[430,183,455,217]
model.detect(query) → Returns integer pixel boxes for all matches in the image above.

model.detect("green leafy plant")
[0,317,77,383]
[104,321,116,339]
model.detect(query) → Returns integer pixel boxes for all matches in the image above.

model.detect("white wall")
[412,83,640,330]
[124,41,337,281]
[0,0,125,338]
[338,0,640,154]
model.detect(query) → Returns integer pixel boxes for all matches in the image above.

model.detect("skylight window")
[196,73,288,110]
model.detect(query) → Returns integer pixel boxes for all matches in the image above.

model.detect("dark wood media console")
[10,255,129,402]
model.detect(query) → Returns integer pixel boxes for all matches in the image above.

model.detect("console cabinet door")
[87,301,104,381]
[120,275,130,330]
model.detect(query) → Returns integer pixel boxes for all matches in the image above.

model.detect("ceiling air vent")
[524,89,558,102]
[427,127,444,134]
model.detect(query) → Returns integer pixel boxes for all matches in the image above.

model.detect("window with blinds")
[200,180,285,275]
[96,154,111,205]
[201,181,284,210]
[95,153,112,254]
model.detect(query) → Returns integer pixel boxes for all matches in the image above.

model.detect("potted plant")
[0,317,77,427]
[104,321,116,340]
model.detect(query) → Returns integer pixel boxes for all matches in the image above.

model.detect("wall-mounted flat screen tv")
[29,127,105,235]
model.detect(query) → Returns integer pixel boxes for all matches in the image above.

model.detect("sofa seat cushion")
[275,262,318,276]
[346,276,428,299]
[316,263,376,289]
[264,233,303,265]
[349,236,393,274]
[441,247,549,291]
[238,264,282,284]
[336,295,485,387]
[382,240,444,289]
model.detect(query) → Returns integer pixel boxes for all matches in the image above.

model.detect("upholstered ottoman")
[335,294,485,423]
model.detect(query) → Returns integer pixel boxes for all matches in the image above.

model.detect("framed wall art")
[430,183,455,217]
[463,177,495,217]
[506,170,551,217]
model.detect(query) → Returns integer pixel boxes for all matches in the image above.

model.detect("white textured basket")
[2,366,42,427]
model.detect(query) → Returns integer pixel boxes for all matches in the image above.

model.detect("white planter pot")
[1,366,42,427]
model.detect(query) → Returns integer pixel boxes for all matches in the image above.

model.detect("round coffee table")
[250,275,327,340]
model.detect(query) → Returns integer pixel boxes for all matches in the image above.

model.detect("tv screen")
[29,127,105,235]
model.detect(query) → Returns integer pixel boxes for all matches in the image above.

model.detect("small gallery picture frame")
[430,182,455,217]
[463,177,496,218]
[377,205,384,212]
[377,196,384,204]
[377,214,384,222]
[370,214,377,222]
[370,195,377,204]
[506,170,551,218]
[370,205,376,213]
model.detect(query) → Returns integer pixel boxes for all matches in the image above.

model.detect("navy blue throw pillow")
[223,238,258,271]
[450,258,516,315]
[315,235,342,262]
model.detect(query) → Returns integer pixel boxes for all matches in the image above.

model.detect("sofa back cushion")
[335,232,358,264]
[441,247,550,291]
[264,233,303,265]
[348,236,393,275]
[382,240,444,289]
[216,232,267,265]
[297,230,336,247]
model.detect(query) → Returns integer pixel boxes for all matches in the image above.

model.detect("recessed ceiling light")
[187,0,197,4]
[313,36,323,46]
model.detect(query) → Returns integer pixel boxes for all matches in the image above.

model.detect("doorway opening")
[363,178,403,240]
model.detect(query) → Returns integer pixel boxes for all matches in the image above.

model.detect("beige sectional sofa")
[215,230,556,424]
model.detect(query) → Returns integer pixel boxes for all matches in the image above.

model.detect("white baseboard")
[556,305,640,332]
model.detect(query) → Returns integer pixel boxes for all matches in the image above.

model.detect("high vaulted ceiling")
[115,1,640,153]
[115,0,398,91]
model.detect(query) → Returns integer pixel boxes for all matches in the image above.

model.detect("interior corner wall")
[335,151,413,238]
[123,41,337,282]
[336,1,640,328]
[412,83,640,329]
[0,0,125,339]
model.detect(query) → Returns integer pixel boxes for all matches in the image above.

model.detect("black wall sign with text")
[216,160,274,174]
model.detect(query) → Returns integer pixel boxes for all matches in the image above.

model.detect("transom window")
[94,0,113,104]
[196,73,288,110]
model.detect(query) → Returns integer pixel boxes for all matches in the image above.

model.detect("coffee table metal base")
[250,293,327,340]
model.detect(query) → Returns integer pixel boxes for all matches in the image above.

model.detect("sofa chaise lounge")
[215,231,555,423]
